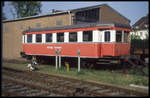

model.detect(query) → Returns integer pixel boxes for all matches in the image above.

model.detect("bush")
[133,77,148,86]
[76,70,85,76]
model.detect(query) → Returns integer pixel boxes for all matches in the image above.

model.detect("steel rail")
[2,70,113,96]
[2,66,148,96]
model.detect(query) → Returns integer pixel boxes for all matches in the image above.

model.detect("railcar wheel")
[81,61,93,69]
[87,63,94,69]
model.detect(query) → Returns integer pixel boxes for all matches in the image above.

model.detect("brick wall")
[2,13,74,60]
[100,5,130,25]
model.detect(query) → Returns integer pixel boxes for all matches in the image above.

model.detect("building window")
[135,26,139,29]
[69,32,77,42]
[116,31,122,42]
[19,25,23,30]
[36,34,42,43]
[57,33,64,42]
[105,31,110,42]
[83,31,93,42]
[56,20,62,26]
[27,34,32,43]
[140,32,143,36]
[36,23,41,28]
[75,8,99,24]
[5,26,8,32]
[144,24,148,28]
[46,33,52,42]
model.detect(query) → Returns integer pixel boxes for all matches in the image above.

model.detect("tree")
[11,1,42,18]
[130,34,141,40]
[145,33,149,40]
[2,2,7,20]
[2,12,7,20]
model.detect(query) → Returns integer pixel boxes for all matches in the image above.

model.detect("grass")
[2,61,149,91]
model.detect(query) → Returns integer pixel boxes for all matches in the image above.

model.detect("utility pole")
[78,49,80,72]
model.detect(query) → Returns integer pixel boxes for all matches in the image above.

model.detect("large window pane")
[83,31,93,42]
[46,33,52,42]
[36,34,42,43]
[69,32,77,42]
[57,33,64,42]
[27,34,32,43]
[105,31,110,42]
[75,8,99,24]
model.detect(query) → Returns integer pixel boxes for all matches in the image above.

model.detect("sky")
[2,1,149,25]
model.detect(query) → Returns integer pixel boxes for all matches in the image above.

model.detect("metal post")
[59,49,61,68]
[78,49,80,72]
[122,31,124,43]
[55,49,58,70]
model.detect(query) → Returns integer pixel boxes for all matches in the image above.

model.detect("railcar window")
[57,33,64,42]
[124,31,129,43]
[56,20,62,26]
[105,31,110,42]
[46,33,52,42]
[83,31,93,42]
[36,34,42,43]
[116,31,122,42]
[5,26,8,32]
[69,32,77,42]
[19,25,23,30]
[27,34,32,43]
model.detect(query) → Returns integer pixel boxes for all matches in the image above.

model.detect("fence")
[131,39,149,49]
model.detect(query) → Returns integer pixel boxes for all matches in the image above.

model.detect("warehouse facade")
[2,4,130,60]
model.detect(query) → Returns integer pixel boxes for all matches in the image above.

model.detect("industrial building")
[2,4,130,60]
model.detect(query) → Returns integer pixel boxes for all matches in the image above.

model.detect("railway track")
[2,66,148,96]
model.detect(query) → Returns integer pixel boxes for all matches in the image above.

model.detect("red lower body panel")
[23,43,130,58]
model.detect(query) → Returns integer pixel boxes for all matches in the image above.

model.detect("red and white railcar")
[22,22,132,65]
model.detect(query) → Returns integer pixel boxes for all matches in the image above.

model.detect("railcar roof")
[23,22,131,34]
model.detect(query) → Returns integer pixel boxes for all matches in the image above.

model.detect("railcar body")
[22,22,132,64]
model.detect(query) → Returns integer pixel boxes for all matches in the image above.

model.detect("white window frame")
[122,31,124,43]
[52,33,57,43]
[22,35,25,44]
[98,30,103,42]
[32,34,36,43]
[42,34,46,43]
[93,30,99,42]
[64,32,69,43]
[111,30,116,42]
[77,31,83,42]
[25,35,27,43]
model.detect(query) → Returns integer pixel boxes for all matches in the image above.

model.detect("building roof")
[3,4,130,23]
[71,4,106,12]
[23,22,131,34]
[2,11,69,23]
[132,14,149,30]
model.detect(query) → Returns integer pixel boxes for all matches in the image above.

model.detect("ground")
[2,61,149,93]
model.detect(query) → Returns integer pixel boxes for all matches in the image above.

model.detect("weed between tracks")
[2,62,149,89]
